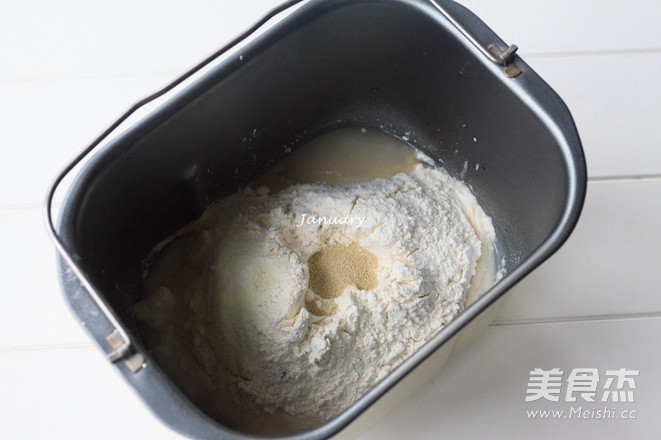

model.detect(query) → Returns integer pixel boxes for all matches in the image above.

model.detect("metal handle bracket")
[429,0,522,77]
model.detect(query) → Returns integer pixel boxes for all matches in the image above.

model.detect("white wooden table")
[1,1,660,438]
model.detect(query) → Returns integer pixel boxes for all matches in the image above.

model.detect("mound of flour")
[135,163,494,419]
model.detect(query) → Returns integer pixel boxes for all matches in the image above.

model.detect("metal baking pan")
[45,0,587,438]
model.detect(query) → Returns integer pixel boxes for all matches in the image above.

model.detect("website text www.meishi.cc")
[527,406,637,420]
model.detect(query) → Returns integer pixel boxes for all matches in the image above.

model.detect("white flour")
[135,161,495,419]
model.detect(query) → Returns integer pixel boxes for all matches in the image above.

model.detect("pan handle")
[43,0,310,369]
[428,0,521,77]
